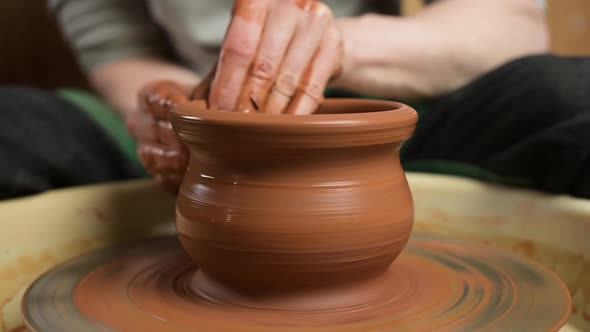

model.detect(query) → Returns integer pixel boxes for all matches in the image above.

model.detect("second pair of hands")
[128,0,344,191]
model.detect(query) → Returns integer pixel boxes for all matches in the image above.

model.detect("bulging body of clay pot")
[171,99,417,310]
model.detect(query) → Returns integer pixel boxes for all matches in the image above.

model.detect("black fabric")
[1,55,589,200]
[403,55,590,198]
[0,86,143,200]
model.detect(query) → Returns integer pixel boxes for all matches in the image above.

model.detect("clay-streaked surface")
[23,234,570,332]
[2,174,588,331]
[172,99,417,294]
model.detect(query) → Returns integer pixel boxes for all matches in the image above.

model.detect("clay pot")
[171,99,418,309]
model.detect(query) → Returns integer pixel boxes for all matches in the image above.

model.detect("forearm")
[91,57,200,118]
[50,0,200,116]
[332,0,549,100]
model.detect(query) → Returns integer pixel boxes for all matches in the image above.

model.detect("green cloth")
[58,87,532,189]
[57,88,146,176]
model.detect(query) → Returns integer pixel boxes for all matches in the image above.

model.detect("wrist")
[331,14,448,99]
[332,15,378,90]
[91,57,200,118]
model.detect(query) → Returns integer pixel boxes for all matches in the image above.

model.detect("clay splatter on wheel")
[22,234,570,332]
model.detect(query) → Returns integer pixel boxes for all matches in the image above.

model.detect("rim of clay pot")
[172,98,418,148]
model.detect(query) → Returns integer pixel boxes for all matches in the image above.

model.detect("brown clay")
[170,98,417,309]
[19,96,573,331]
[22,234,572,331]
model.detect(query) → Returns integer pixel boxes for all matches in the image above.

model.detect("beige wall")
[402,0,590,56]
[547,0,590,55]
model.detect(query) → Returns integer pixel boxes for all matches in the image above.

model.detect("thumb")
[191,63,218,103]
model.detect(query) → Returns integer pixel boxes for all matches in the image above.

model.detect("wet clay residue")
[20,234,569,331]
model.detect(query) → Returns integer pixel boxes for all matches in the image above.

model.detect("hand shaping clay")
[22,98,571,332]
[16,0,575,319]
[170,98,418,309]
[24,234,572,332]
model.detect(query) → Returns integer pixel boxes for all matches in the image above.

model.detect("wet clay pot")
[171,99,418,310]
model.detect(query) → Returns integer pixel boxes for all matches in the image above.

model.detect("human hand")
[125,67,216,193]
[127,67,214,192]
[127,81,192,192]
[209,0,344,115]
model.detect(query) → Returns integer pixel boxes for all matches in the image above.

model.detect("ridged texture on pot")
[172,99,417,294]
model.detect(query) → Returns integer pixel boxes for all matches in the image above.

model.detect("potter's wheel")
[22,233,570,332]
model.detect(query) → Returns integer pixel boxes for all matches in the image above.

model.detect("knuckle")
[303,82,324,100]
[223,38,257,61]
[250,58,276,80]
[153,95,174,113]
[137,145,154,169]
[311,2,332,19]
[157,120,173,132]
[290,0,304,9]
[275,72,298,95]
[213,84,240,100]
[144,89,163,107]
[162,92,185,110]
[209,85,240,110]
[294,0,316,12]
[165,87,189,105]
[143,86,186,114]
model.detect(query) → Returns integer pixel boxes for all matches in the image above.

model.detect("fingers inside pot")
[264,1,330,115]
[139,81,192,120]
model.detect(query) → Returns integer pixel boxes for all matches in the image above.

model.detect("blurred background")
[0,0,589,91]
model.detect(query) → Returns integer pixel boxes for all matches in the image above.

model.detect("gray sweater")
[50,0,403,76]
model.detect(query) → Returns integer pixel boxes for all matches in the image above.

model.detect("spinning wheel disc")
[22,234,571,331]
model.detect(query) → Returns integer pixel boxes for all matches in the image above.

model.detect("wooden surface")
[402,0,425,16]
[547,0,590,55]
[1,175,589,331]
[0,0,588,89]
